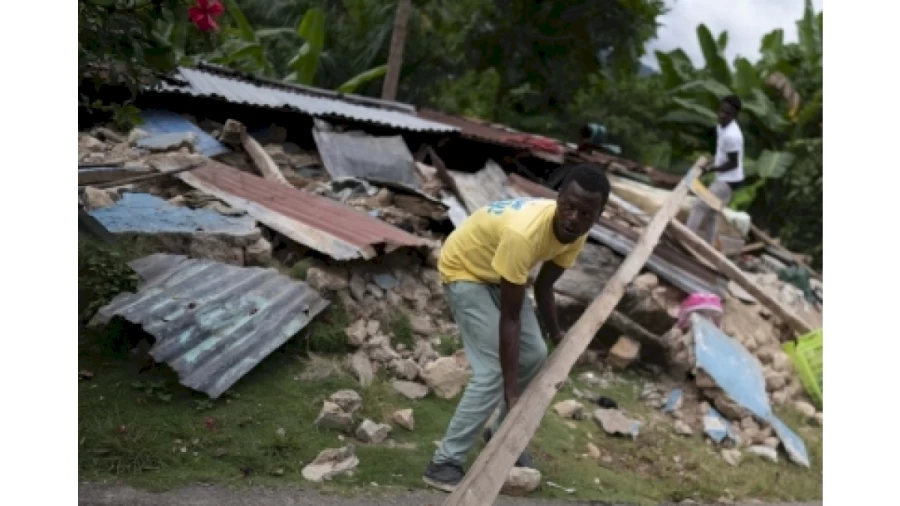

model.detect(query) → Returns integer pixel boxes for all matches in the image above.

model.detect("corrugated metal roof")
[154,66,457,134]
[417,109,525,148]
[95,254,329,398]
[505,174,725,296]
[312,129,423,191]
[447,160,512,213]
[418,108,682,188]
[151,155,432,260]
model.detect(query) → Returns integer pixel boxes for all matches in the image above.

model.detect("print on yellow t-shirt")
[438,198,587,286]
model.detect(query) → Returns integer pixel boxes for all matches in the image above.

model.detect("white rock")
[552,399,586,420]
[763,436,780,449]
[306,267,348,293]
[349,273,367,302]
[593,408,636,437]
[674,420,694,436]
[500,467,542,497]
[82,187,115,211]
[393,408,415,431]
[392,380,428,400]
[355,419,392,444]
[409,315,435,336]
[586,442,601,460]
[301,445,359,482]
[349,351,374,388]
[812,412,823,426]
[244,237,273,266]
[345,319,369,348]
[792,400,818,419]
[721,448,742,467]
[747,445,778,463]
[365,320,381,337]
[421,357,470,399]
[390,358,421,381]
[314,401,354,431]
[329,390,362,414]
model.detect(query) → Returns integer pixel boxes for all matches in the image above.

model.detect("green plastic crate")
[782,329,823,408]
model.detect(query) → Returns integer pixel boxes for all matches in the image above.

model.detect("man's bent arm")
[499,279,527,406]
[535,261,566,342]
[708,152,739,173]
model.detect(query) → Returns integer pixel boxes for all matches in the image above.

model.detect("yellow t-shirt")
[438,198,587,285]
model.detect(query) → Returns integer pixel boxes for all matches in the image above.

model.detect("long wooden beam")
[441,159,706,506]
[669,220,814,335]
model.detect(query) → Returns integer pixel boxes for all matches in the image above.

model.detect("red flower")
[189,0,225,33]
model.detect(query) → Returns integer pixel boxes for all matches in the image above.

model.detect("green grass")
[79,320,822,504]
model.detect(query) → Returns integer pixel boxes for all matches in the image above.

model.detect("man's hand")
[505,391,520,410]
[550,330,565,345]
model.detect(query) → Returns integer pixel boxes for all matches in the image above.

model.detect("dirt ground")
[78,483,823,506]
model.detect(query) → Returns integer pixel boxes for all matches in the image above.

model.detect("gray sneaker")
[423,461,464,492]
[483,427,535,468]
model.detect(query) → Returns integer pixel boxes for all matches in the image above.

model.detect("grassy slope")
[79,322,822,505]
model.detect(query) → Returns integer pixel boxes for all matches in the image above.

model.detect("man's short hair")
[559,164,611,198]
[723,95,742,112]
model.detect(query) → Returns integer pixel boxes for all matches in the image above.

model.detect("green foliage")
[78,238,141,323]
[306,299,350,354]
[436,335,463,356]
[289,259,312,281]
[389,312,416,350]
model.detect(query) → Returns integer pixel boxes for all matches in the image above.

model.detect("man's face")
[554,181,607,243]
[717,101,737,126]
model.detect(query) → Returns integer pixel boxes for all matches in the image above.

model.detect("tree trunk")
[381,0,412,101]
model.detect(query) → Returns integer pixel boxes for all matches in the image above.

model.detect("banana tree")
[282,7,388,94]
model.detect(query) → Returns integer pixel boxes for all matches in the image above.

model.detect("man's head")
[718,95,742,126]
[553,164,610,244]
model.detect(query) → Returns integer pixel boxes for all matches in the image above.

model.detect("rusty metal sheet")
[312,129,423,191]
[94,254,329,398]
[151,155,432,260]
[155,65,456,134]
[448,160,513,214]
[506,173,725,296]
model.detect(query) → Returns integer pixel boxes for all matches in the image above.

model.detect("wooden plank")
[668,220,814,336]
[441,159,706,506]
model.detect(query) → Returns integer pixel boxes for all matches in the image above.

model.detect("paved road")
[79,483,822,506]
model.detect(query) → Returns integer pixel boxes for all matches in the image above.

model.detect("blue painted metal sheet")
[94,254,329,398]
[139,109,230,157]
[89,193,256,236]
[692,314,810,467]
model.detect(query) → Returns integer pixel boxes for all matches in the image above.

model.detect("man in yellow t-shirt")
[423,164,610,492]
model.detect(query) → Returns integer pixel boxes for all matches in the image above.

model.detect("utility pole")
[381,0,412,101]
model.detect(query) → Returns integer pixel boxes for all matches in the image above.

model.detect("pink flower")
[189,0,225,33]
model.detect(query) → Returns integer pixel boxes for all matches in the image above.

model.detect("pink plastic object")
[677,293,723,331]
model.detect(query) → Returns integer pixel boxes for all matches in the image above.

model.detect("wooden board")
[441,159,706,506]
[669,220,814,336]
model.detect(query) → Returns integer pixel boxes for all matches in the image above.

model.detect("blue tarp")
[692,314,810,467]
[90,193,256,235]
[139,109,229,157]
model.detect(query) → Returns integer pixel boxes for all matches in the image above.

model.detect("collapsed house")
[79,63,823,473]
